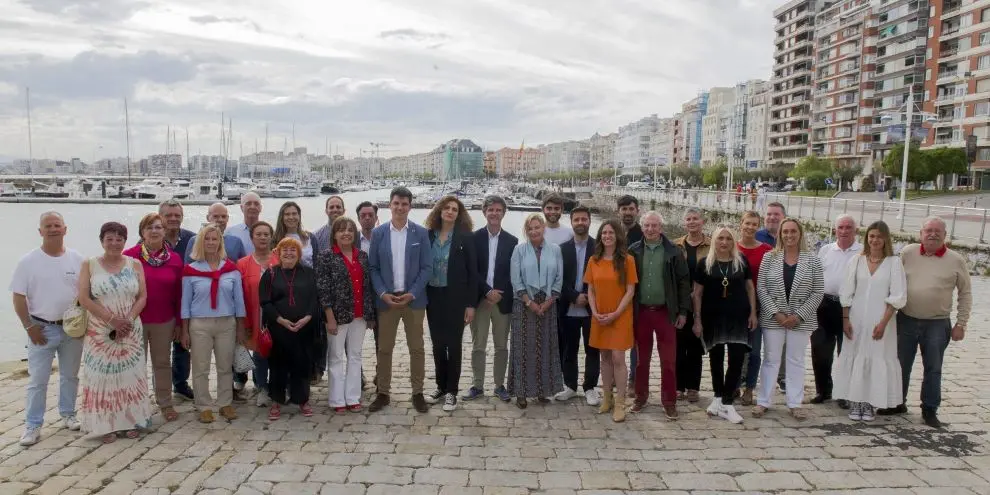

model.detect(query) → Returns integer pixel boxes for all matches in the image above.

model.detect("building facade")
[616,115,661,175]
[747,81,774,168]
[770,0,818,164]
[589,132,617,173]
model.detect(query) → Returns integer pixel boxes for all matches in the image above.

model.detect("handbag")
[62,300,88,338]
[256,327,273,359]
[233,344,255,373]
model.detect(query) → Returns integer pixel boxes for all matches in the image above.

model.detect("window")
[905,55,917,66]
[979,148,990,161]
[977,102,990,117]
[926,68,932,81]
[977,78,990,93]
[982,8,990,22]
[979,55,990,70]
[981,32,990,46]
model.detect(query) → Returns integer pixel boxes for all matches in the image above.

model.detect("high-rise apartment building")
[673,95,707,165]
[811,0,876,170]
[770,0,818,164]
[747,81,774,168]
[923,0,990,187]
[616,115,661,175]
[870,0,930,169]
[649,118,676,168]
[701,87,737,165]
[589,132,617,172]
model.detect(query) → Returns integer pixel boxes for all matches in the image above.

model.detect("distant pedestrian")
[885,217,972,428]
[11,211,85,446]
[834,221,906,421]
[78,222,154,442]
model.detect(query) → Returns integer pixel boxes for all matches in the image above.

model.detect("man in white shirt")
[226,192,263,256]
[555,207,600,405]
[312,195,346,255]
[812,214,862,407]
[356,201,378,254]
[541,195,574,246]
[10,211,86,446]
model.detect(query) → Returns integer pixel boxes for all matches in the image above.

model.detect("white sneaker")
[584,389,602,406]
[848,402,863,421]
[62,415,81,431]
[706,397,723,417]
[861,404,875,422]
[19,426,41,446]
[442,393,457,412]
[554,386,577,401]
[719,404,744,424]
[256,390,271,407]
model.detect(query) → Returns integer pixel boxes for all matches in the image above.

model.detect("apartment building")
[589,132,617,172]
[923,0,990,187]
[673,95,707,165]
[495,146,543,177]
[770,0,818,163]
[616,115,661,175]
[541,140,590,173]
[811,0,877,170]
[747,81,774,168]
[649,118,676,167]
[701,87,737,165]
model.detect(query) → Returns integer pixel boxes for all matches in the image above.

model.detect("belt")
[640,304,667,311]
[31,315,64,326]
[823,294,841,303]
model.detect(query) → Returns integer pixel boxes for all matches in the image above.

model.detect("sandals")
[102,430,139,444]
[752,405,767,418]
[790,407,808,421]
[347,404,362,413]
[102,433,116,444]
[124,429,140,439]
[334,406,348,414]
[162,407,179,422]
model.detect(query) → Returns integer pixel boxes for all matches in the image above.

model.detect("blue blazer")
[369,221,433,309]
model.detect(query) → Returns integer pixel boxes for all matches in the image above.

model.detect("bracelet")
[23,323,37,331]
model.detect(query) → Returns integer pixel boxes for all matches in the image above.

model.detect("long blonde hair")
[704,224,745,273]
[189,223,227,261]
[772,217,808,253]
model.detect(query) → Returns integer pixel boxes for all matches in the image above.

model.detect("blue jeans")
[171,340,191,390]
[253,351,269,391]
[26,323,83,428]
[897,313,951,412]
[746,326,763,389]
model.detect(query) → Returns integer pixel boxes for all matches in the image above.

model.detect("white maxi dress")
[833,255,907,408]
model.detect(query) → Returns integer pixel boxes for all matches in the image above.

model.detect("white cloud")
[0,0,777,160]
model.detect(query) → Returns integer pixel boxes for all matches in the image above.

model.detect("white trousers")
[328,318,367,408]
[757,327,810,409]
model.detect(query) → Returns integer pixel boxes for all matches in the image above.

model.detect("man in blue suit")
[369,187,433,413]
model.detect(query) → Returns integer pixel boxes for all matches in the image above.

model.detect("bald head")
[208,203,230,232]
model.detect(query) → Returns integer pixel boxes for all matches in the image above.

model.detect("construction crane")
[366,142,399,178]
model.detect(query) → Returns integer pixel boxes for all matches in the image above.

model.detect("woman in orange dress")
[584,219,638,422]
[236,221,276,407]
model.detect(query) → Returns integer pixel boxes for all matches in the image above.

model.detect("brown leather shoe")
[369,394,390,412]
[198,409,214,423]
[219,406,237,420]
[411,393,429,413]
[686,390,700,403]
[664,405,679,420]
[628,400,647,413]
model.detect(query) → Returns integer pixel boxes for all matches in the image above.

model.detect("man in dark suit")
[369,187,433,413]
[556,206,601,406]
[463,196,518,402]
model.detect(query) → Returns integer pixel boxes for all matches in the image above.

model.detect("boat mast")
[26,87,33,175]
[124,97,132,183]
[185,127,190,180]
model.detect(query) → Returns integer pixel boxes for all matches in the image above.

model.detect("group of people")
[10,187,971,447]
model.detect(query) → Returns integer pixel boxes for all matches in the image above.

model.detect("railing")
[597,187,990,245]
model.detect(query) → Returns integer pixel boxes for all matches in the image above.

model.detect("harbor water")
[0,189,604,362]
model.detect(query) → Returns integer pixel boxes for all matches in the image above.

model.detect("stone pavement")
[1,282,989,494]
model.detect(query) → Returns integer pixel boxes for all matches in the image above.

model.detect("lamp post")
[879,86,938,219]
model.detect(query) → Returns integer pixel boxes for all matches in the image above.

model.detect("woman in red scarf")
[179,224,247,424]
[261,237,320,420]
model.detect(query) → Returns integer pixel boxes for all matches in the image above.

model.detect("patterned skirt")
[508,292,563,398]
[80,318,154,436]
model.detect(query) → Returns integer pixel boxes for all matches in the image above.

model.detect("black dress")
[260,265,321,406]
[694,259,753,351]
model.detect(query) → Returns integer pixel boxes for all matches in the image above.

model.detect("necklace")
[868,255,883,264]
[717,262,730,298]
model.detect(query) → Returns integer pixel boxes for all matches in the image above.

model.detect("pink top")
[124,244,184,325]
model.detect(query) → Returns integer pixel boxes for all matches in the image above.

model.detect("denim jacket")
[510,241,563,300]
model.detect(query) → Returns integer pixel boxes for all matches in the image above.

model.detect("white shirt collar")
[487,226,501,238]
[390,221,408,233]
[831,241,862,252]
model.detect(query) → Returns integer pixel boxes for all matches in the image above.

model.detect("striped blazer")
[756,250,824,333]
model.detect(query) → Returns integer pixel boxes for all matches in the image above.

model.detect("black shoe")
[777,380,787,393]
[411,393,429,413]
[368,394,390,412]
[877,404,907,416]
[837,399,850,410]
[174,384,194,401]
[232,389,247,403]
[922,409,947,428]
[516,397,528,409]
[810,394,831,404]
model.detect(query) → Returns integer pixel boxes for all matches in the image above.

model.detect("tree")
[765,161,792,182]
[883,143,933,190]
[804,170,830,195]
[925,147,968,189]
[790,155,833,179]
[672,164,702,187]
[702,159,727,187]
[833,163,864,191]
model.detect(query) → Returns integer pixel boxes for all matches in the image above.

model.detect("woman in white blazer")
[753,218,824,420]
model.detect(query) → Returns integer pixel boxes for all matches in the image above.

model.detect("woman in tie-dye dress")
[77,222,154,443]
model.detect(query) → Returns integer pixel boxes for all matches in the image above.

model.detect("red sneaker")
[347,403,363,413]
[334,406,347,414]
[268,404,280,421]
[300,402,314,417]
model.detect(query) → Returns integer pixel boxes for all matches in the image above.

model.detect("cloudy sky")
[0,0,777,162]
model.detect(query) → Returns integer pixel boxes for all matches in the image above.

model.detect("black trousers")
[811,297,844,396]
[269,326,312,406]
[426,286,467,395]
[710,343,747,406]
[675,313,704,392]
[559,315,600,392]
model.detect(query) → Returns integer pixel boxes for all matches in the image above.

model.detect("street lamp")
[878,86,938,219]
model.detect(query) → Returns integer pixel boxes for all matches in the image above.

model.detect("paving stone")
[347,465,414,485]
[469,470,539,488]
[272,482,322,495]
[538,471,583,489]
[202,463,257,490]
[916,469,990,487]
[662,473,738,491]
[802,470,874,489]
[414,467,469,486]
[735,472,811,491]
[249,464,311,482]
[579,471,630,490]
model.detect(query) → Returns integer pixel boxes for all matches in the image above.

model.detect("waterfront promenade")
[0,278,987,493]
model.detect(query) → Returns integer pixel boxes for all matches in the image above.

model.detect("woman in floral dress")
[77,222,154,443]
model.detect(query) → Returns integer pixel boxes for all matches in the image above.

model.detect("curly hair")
[424,195,473,232]
[592,219,629,287]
